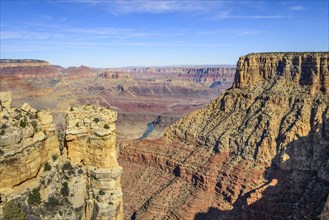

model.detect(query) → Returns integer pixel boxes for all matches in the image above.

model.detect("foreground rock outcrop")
[120,52,329,219]
[0,92,122,220]
[0,91,60,192]
[65,105,123,220]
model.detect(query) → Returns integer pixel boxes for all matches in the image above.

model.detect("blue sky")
[1,0,328,67]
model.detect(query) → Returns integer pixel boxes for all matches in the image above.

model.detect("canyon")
[119,52,329,219]
[0,60,235,140]
[0,52,328,220]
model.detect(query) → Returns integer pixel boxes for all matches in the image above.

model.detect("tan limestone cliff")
[0,92,60,194]
[0,93,123,220]
[65,105,123,220]
[233,52,329,95]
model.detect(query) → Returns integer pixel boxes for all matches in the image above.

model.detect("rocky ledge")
[234,52,329,95]
[0,92,123,220]
[0,91,59,192]
[65,105,123,220]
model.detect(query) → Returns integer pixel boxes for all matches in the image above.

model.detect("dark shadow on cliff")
[195,118,329,220]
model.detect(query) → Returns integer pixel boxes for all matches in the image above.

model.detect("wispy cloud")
[2,23,158,41]
[216,11,285,20]
[69,0,221,14]
[235,30,265,36]
[290,5,304,11]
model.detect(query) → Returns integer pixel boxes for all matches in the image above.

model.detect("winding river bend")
[136,123,155,140]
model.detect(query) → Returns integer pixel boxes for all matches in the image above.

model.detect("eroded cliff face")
[0,59,62,79]
[120,52,329,219]
[65,105,123,220]
[0,93,123,220]
[0,92,60,193]
[0,60,62,101]
[233,52,329,95]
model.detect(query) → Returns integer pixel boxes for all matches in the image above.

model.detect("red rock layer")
[120,52,329,219]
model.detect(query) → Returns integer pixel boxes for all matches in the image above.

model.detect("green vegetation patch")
[61,182,70,197]
[3,200,25,220]
[28,188,41,206]
[44,162,52,171]
[45,196,59,209]
[62,161,73,170]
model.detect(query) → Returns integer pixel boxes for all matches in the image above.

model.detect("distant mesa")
[0,59,50,68]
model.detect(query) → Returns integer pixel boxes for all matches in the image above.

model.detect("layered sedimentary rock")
[0,59,62,101]
[0,93,123,220]
[63,65,97,80]
[120,52,329,219]
[120,66,235,87]
[0,59,62,79]
[0,91,60,193]
[234,52,329,94]
[65,105,123,220]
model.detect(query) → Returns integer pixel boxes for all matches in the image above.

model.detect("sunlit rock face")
[65,105,123,220]
[0,93,123,220]
[120,52,329,219]
[0,91,60,192]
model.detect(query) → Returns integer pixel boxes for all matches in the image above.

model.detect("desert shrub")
[30,120,38,130]
[44,162,51,171]
[103,124,109,129]
[61,182,69,197]
[52,154,58,161]
[0,149,4,156]
[78,168,83,174]
[70,106,74,111]
[3,200,25,220]
[28,188,41,206]
[19,119,27,128]
[99,189,106,195]
[45,196,59,209]
[63,161,73,170]
[93,118,100,123]
[76,122,79,127]
[68,170,75,175]
[2,115,9,120]
[0,129,5,135]
[29,113,36,119]
[39,179,45,185]
[1,123,8,129]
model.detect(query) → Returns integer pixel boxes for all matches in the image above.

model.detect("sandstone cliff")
[234,52,329,95]
[65,105,123,220]
[120,52,329,219]
[0,93,123,220]
[0,91,60,193]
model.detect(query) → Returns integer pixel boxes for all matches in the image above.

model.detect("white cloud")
[69,0,222,14]
[236,30,264,36]
[290,5,303,11]
[216,11,285,20]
